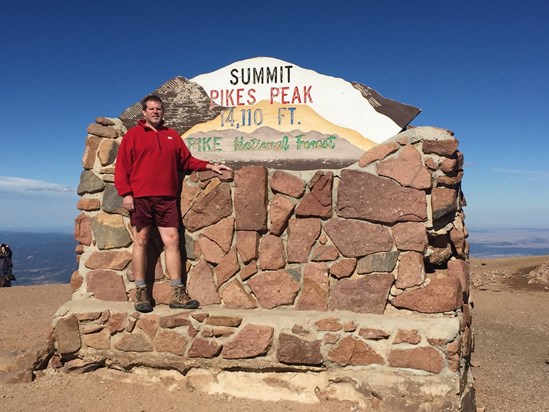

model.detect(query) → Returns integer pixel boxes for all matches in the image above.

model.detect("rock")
[87,123,119,139]
[431,187,458,220]
[392,277,463,313]
[247,269,300,309]
[77,198,101,211]
[158,313,191,329]
[183,183,232,232]
[82,135,101,169]
[188,338,222,358]
[219,280,258,309]
[98,139,119,166]
[357,328,390,340]
[101,184,127,215]
[205,316,243,327]
[234,165,268,231]
[447,259,470,296]
[74,213,92,246]
[329,258,357,279]
[54,315,81,354]
[269,194,295,235]
[277,333,323,365]
[215,249,240,286]
[287,218,321,263]
[84,250,132,270]
[86,270,128,301]
[200,217,235,253]
[77,170,104,195]
[197,235,225,264]
[356,251,399,274]
[324,218,393,258]
[330,274,394,314]
[392,221,428,252]
[295,171,333,218]
[396,252,425,289]
[393,329,421,344]
[328,336,384,366]
[295,263,329,311]
[235,231,259,263]
[222,325,274,359]
[270,170,306,198]
[113,332,153,352]
[358,140,399,167]
[314,318,342,332]
[82,328,111,350]
[187,259,221,306]
[90,213,132,250]
[423,138,458,157]
[388,346,443,373]
[337,170,427,223]
[311,245,339,262]
[377,145,431,189]
[259,234,286,270]
[153,330,187,355]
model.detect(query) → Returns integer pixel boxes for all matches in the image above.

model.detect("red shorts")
[131,197,180,228]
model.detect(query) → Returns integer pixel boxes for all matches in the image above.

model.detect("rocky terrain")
[0,255,548,411]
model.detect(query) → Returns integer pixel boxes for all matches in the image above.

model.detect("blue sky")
[0,0,547,233]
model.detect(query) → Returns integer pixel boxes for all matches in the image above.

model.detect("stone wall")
[61,118,474,411]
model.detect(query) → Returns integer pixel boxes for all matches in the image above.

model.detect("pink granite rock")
[82,135,100,169]
[153,330,187,355]
[113,332,153,352]
[54,315,81,354]
[234,165,268,231]
[330,274,393,314]
[329,258,357,279]
[315,318,342,332]
[431,187,458,220]
[183,183,232,232]
[295,263,329,311]
[240,260,258,280]
[396,252,425,289]
[277,333,323,365]
[393,329,421,344]
[447,259,470,296]
[259,234,286,270]
[220,280,258,309]
[197,235,226,265]
[87,123,119,138]
[188,338,222,358]
[324,218,393,258]
[84,251,132,270]
[358,140,400,167]
[187,259,221,305]
[74,213,92,246]
[328,336,384,366]
[222,324,274,359]
[388,346,443,373]
[200,216,235,253]
[215,249,239,286]
[377,145,431,189]
[236,231,259,263]
[247,269,301,309]
[77,198,101,211]
[287,218,322,263]
[392,277,463,313]
[392,221,428,252]
[158,313,191,329]
[337,170,427,223]
[295,171,333,218]
[270,170,306,198]
[423,138,458,157]
[87,270,127,301]
[311,245,339,262]
[269,194,295,236]
[357,328,390,340]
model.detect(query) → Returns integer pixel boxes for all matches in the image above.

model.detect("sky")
[0,0,548,233]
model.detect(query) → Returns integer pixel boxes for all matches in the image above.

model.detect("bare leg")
[157,226,181,281]
[132,225,151,282]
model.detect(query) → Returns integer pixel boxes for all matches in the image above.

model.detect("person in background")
[114,95,230,313]
[0,244,15,287]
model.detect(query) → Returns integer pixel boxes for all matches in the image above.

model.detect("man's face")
[143,101,163,128]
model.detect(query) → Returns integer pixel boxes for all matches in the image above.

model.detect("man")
[115,95,230,313]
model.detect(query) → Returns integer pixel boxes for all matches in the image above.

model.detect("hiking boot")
[170,285,200,309]
[134,285,153,313]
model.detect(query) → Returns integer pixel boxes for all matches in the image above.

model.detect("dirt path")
[0,256,548,411]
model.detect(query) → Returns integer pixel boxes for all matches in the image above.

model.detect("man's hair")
[141,95,164,110]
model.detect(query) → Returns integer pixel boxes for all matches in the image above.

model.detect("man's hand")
[207,163,232,174]
[123,195,135,211]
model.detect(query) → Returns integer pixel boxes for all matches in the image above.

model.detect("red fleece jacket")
[114,120,208,198]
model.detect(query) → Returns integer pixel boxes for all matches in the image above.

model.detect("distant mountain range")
[0,231,77,286]
[0,228,547,286]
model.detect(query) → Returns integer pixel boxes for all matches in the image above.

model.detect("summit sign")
[120,57,421,169]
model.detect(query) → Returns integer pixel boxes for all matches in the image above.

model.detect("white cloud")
[0,176,74,193]
[491,168,549,179]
